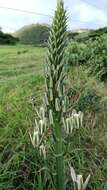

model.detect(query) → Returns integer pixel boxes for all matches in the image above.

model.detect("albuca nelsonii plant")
[30,1,90,190]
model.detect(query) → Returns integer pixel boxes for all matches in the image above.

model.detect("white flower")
[83,174,91,190]
[70,166,90,190]
[40,107,45,119]
[72,110,84,129]
[40,144,46,159]
[79,111,84,126]
[29,129,39,148]
[39,120,44,134]
[66,118,70,134]
[70,166,77,182]
[77,175,83,190]
[35,118,39,131]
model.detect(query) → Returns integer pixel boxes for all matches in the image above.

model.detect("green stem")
[54,122,64,190]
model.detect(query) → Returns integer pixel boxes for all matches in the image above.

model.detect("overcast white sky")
[0,0,107,33]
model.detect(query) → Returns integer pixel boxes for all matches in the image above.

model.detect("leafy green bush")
[87,37,107,81]
[67,36,107,81]
[66,41,90,66]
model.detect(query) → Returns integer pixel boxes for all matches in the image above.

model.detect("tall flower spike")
[44,1,67,189]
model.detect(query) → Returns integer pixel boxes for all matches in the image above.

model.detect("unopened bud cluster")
[62,109,83,134]
[29,106,47,159]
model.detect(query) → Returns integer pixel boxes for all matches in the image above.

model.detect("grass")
[0,45,45,190]
[0,45,107,189]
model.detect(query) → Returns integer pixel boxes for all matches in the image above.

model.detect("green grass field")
[0,45,45,129]
[0,45,46,189]
[0,45,107,190]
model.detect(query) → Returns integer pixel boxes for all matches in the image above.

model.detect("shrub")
[66,41,90,66]
[67,36,107,81]
[87,37,107,81]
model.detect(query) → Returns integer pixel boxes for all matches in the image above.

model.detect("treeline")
[0,30,19,45]
[13,24,107,46]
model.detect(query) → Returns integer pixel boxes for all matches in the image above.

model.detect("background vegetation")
[13,24,50,46]
[0,29,19,45]
[0,43,107,189]
[0,7,107,187]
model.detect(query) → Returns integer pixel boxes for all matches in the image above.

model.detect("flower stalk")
[29,1,88,189]
[44,1,67,189]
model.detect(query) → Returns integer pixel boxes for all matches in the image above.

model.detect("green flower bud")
[45,79,48,92]
[52,64,55,72]
[62,85,66,94]
[57,81,61,96]
[66,118,70,134]
[49,89,53,101]
[35,118,39,131]
[55,98,61,111]
[43,118,47,132]
[40,107,45,119]
[62,100,66,113]
[44,93,49,106]
[49,109,54,125]
[49,75,53,88]
[39,120,44,134]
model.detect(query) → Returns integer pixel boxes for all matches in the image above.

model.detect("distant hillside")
[71,28,91,33]
[0,30,19,45]
[13,24,107,46]
[69,27,107,42]
[13,24,50,46]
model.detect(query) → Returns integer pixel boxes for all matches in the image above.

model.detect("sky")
[0,0,107,33]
